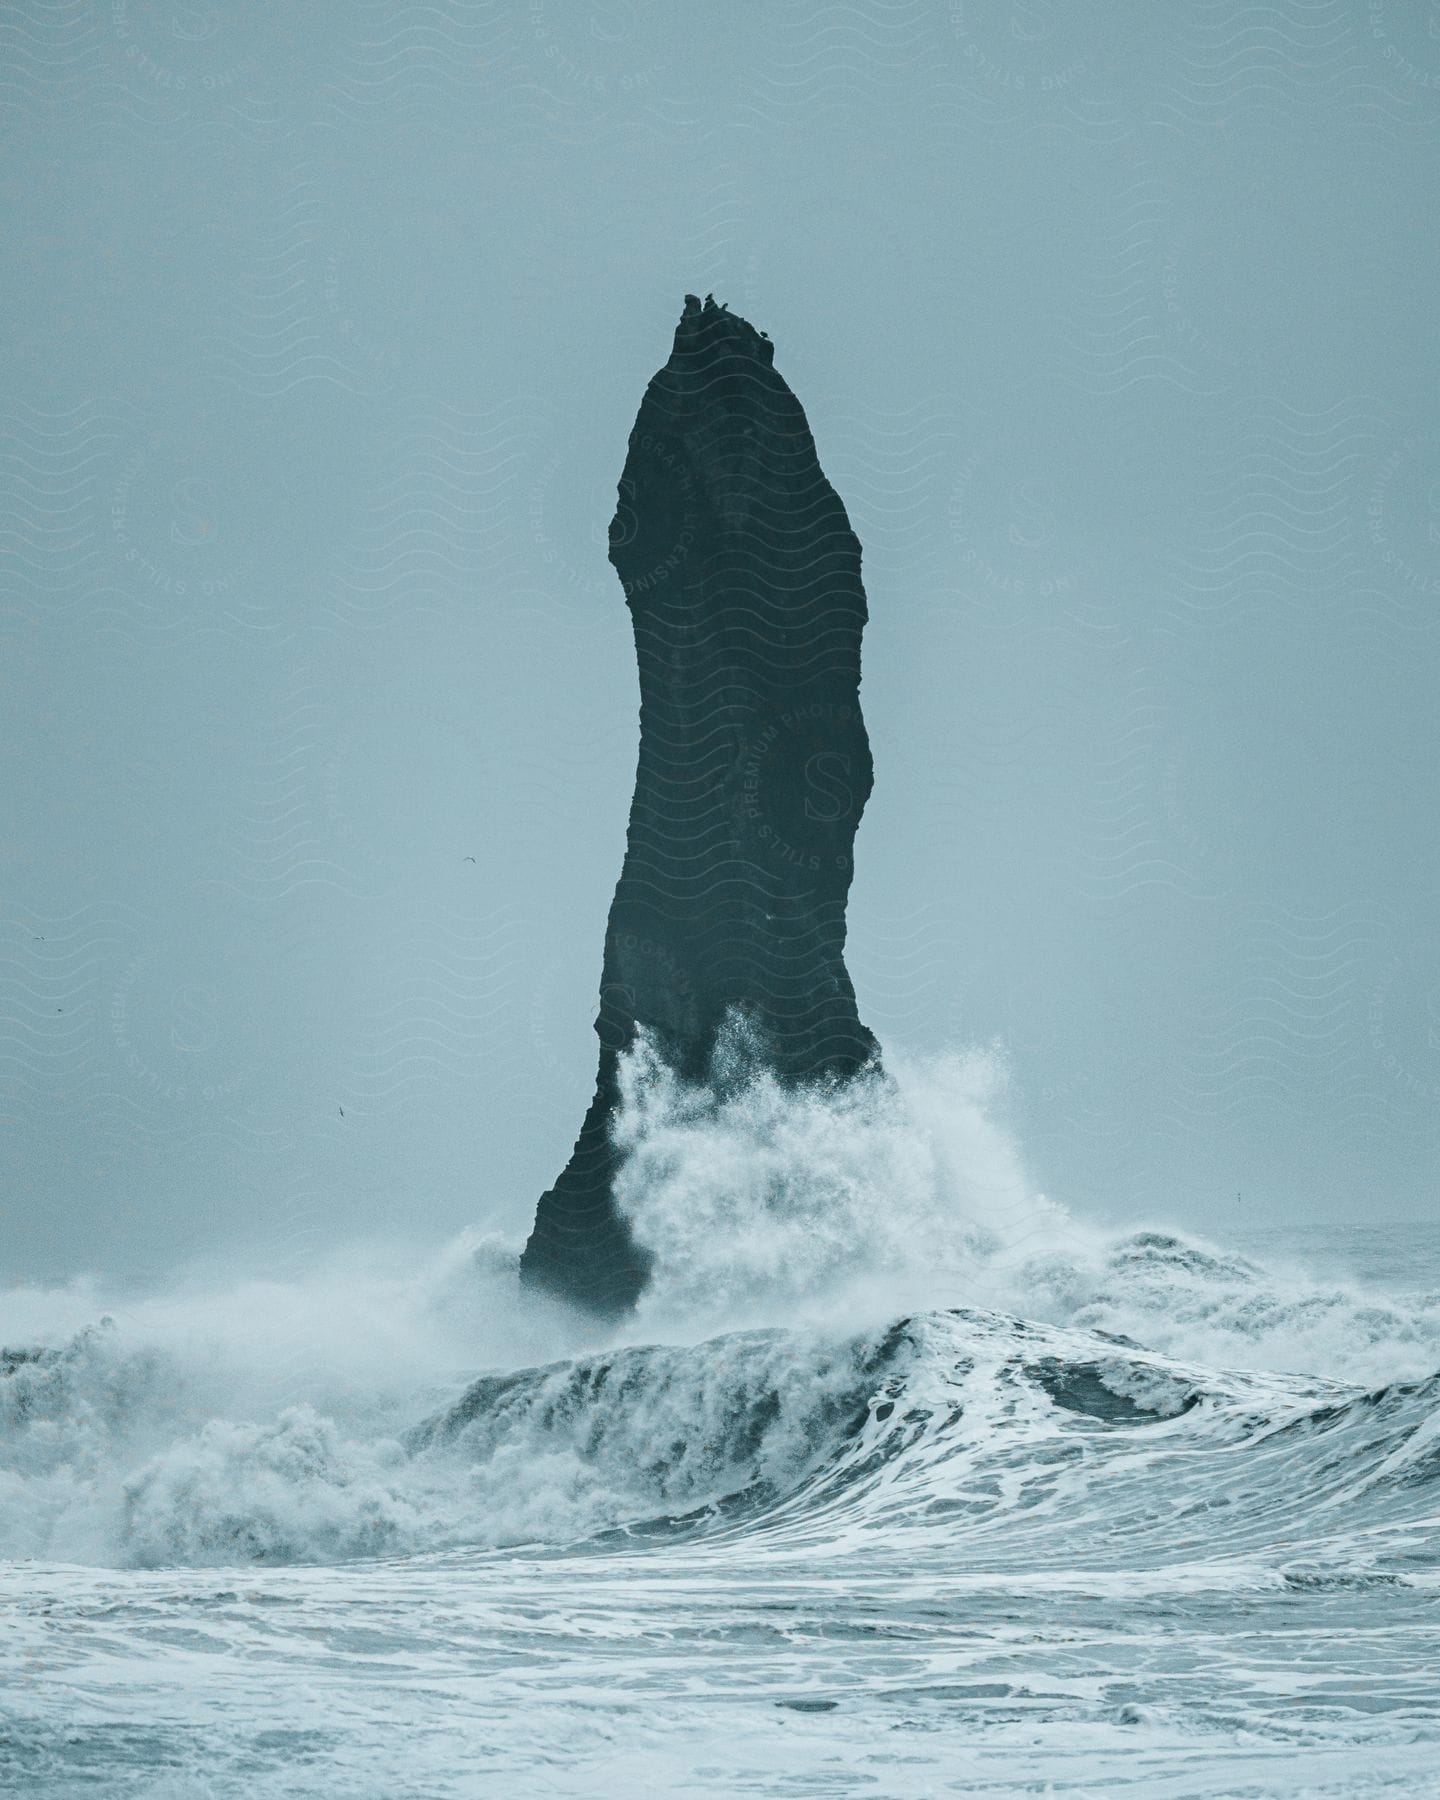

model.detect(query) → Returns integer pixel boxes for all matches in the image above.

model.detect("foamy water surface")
[3,1046,1439,1797]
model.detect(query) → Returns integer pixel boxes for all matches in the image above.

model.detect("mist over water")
[5,0,1436,1784]
[4,1036,1438,1578]
[613,1025,1060,1332]
[5,1039,1440,1796]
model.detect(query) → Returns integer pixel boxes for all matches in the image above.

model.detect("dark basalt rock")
[519,295,879,1315]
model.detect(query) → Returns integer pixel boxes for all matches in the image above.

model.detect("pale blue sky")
[2,2,1437,1280]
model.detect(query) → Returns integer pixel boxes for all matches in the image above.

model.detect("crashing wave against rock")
[521,296,879,1314]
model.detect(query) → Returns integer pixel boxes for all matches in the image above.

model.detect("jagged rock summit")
[519,294,879,1315]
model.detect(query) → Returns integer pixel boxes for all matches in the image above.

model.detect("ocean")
[3,1049,1439,1798]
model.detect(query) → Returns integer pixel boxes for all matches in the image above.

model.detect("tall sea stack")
[520,295,878,1314]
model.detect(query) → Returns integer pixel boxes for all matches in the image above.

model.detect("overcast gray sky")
[2,2,1437,1283]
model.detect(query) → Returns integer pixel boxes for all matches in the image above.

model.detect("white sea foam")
[614,1027,1440,1384]
[4,1048,1440,1798]
[0,1233,585,1566]
[614,1026,1072,1333]
[2,1036,1438,1574]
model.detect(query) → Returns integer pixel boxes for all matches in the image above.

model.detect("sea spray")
[0,1234,586,1565]
[612,1021,1073,1334]
[3,1041,1439,1571]
[612,1028,1440,1383]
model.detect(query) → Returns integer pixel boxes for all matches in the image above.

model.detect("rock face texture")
[519,295,878,1315]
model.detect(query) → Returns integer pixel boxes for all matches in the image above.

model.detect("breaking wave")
[2,1040,1439,1572]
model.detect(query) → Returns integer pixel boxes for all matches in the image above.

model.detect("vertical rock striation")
[520,295,879,1315]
